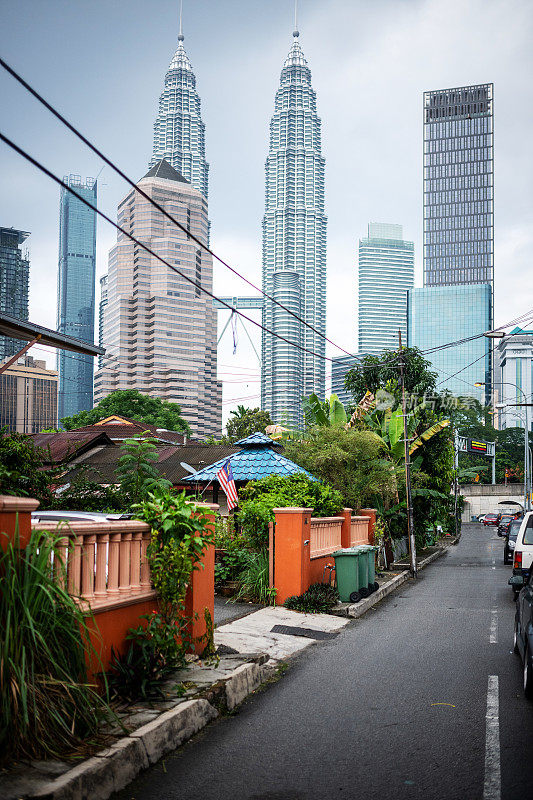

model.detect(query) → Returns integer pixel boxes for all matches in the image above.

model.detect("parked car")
[513,569,533,699]
[509,512,533,597]
[504,520,522,565]
[498,514,517,536]
[483,513,501,527]
[31,510,133,524]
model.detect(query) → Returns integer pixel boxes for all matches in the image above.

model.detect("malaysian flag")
[216,459,239,511]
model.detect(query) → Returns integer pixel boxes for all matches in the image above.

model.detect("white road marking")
[483,675,501,800]
[490,610,498,644]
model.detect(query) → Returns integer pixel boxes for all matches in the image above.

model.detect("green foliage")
[60,389,191,434]
[302,393,347,428]
[225,405,273,444]
[0,529,111,764]
[107,489,214,703]
[0,429,54,506]
[344,347,438,404]
[284,582,339,614]
[116,435,171,503]
[107,611,186,704]
[284,426,395,511]
[233,550,276,604]
[47,466,127,512]
[214,548,250,584]
[236,499,273,549]
[239,473,344,517]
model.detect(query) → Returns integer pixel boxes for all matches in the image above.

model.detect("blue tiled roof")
[183,431,317,483]
[234,432,282,447]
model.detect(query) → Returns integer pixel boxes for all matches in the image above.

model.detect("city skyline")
[0,0,532,421]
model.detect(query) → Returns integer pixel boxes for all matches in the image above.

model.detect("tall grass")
[234,550,275,604]
[0,529,111,765]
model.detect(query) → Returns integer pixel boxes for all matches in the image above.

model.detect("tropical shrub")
[107,489,214,703]
[0,529,111,764]
[284,582,339,614]
[233,550,275,605]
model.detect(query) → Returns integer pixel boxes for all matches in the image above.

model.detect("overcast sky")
[1,0,532,425]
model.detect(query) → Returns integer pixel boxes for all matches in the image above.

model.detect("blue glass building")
[57,175,97,420]
[261,29,327,428]
[0,227,29,362]
[358,223,414,355]
[408,284,491,401]
[331,355,361,407]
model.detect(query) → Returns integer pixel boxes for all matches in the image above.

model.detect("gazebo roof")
[183,431,316,484]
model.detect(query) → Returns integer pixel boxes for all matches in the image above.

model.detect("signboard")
[469,439,488,455]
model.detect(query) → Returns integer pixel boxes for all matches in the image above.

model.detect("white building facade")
[496,328,533,431]
[261,31,327,428]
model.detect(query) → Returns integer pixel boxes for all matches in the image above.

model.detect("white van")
[509,512,533,596]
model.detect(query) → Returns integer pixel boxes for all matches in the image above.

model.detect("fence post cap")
[272,507,313,514]
[195,502,220,511]
[0,495,40,512]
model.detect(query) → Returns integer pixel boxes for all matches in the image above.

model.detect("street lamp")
[476,381,531,511]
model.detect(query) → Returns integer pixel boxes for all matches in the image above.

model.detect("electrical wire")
[0,56,366,363]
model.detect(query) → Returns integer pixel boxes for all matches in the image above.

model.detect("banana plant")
[363,405,451,464]
[302,393,347,428]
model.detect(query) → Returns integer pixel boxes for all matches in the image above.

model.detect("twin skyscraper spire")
[147,6,326,431]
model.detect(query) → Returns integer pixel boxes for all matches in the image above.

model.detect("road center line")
[490,610,498,644]
[483,675,501,800]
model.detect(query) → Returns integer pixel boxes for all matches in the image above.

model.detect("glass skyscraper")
[57,175,97,420]
[150,30,208,200]
[408,284,492,399]
[331,355,359,407]
[261,29,327,428]
[0,227,29,363]
[358,223,414,355]
[411,83,494,399]
[423,84,493,288]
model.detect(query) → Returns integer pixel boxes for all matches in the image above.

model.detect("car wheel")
[504,549,510,565]
[514,618,520,654]
[524,644,533,700]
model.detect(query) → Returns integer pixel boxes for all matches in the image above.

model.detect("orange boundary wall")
[0,496,218,677]
[271,507,372,605]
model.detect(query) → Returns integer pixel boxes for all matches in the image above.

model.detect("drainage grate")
[270,624,338,640]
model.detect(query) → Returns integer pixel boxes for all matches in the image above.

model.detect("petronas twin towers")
[100,16,326,433]
[152,17,326,427]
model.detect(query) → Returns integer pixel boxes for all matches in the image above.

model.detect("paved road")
[115,524,533,800]
[214,595,260,626]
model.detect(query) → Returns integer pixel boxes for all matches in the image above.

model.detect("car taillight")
[514,551,522,569]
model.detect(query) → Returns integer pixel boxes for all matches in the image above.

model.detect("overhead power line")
[0,56,365,363]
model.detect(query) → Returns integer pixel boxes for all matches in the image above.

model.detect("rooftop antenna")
[293,0,299,37]
[178,0,184,41]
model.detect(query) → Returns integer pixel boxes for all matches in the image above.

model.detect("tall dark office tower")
[0,227,29,362]
[423,84,493,289]
[409,84,494,402]
[57,175,97,420]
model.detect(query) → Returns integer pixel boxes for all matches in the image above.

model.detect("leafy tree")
[116,435,171,502]
[302,393,347,427]
[344,347,438,405]
[60,390,190,434]
[225,406,273,444]
[283,426,396,512]
[0,429,54,505]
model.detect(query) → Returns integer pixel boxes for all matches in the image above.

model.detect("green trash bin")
[360,545,378,593]
[332,547,365,602]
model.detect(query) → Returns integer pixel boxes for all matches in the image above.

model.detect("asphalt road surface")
[115,524,533,800]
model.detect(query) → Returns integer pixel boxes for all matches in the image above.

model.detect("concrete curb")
[18,662,273,800]
[332,545,447,619]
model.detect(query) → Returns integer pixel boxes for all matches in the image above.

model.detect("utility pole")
[453,433,459,539]
[398,331,417,577]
